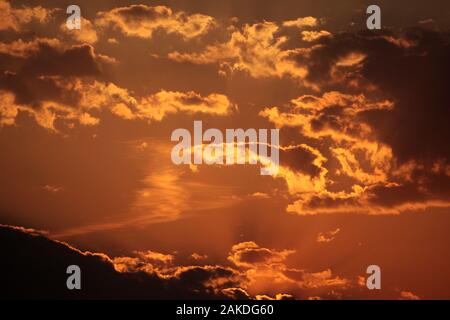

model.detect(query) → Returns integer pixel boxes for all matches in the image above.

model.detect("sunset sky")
[1,0,450,300]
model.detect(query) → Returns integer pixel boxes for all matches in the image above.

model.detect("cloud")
[0,223,48,236]
[226,241,351,299]
[96,4,215,40]
[275,144,329,198]
[168,22,308,79]
[300,28,450,164]
[317,228,340,243]
[0,0,55,31]
[71,80,235,123]
[0,39,116,129]
[0,90,18,126]
[297,269,349,289]
[282,17,319,28]
[260,91,394,143]
[399,291,420,300]
[190,253,208,261]
[222,287,252,300]
[0,38,61,58]
[167,25,450,216]
[43,184,63,193]
[113,250,174,273]
[61,17,99,44]
[280,143,328,179]
[256,293,294,300]
[250,192,270,199]
[4,224,424,300]
[228,241,295,269]
[126,90,235,121]
[73,79,234,123]
[0,224,242,299]
[301,30,331,42]
[0,224,358,299]
[19,43,113,78]
[0,50,234,130]
[261,82,450,215]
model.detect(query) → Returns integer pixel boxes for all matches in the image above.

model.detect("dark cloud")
[267,27,450,214]
[0,40,113,109]
[303,28,450,164]
[96,4,215,40]
[0,71,78,108]
[0,225,363,300]
[0,224,237,299]
[281,145,324,177]
[111,4,172,20]
[222,287,252,300]
[368,167,450,207]
[21,43,105,77]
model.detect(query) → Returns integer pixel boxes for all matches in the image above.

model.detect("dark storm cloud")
[21,43,105,77]
[302,27,450,164]
[0,40,110,78]
[0,71,67,107]
[0,224,239,299]
[280,146,323,177]
[0,40,113,108]
[367,183,429,207]
[267,26,450,214]
[1,225,370,300]
[368,166,450,207]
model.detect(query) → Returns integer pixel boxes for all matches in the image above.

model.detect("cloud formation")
[61,17,99,44]
[259,28,450,215]
[96,4,215,40]
[0,0,55,31]
[0,35,234,130]
[225,241,351,299]
[0,224,241,299]
[168,21,308,79]
[1,0,450,301]
[0,225,362,299]
[317,228,340,243]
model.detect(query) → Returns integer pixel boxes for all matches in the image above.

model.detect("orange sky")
[1,0,450,299]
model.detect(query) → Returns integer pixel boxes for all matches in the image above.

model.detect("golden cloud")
[1,76,235,130]
[0,91,18,126]
[168,22,308,79]
[317,228,341,243]
[0,0,55,31]
[283,16,319,28]
[71,80,235,122]
[228,241,295,269]
[301,30,331,42]
[227,242,351,298]
[61,17,99,44]
[96,4,215,40]
[260,91,395,187]
[399,291,420,300]
[259,90,450,215]
[0,38,61,58]
[110,240,353,299]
